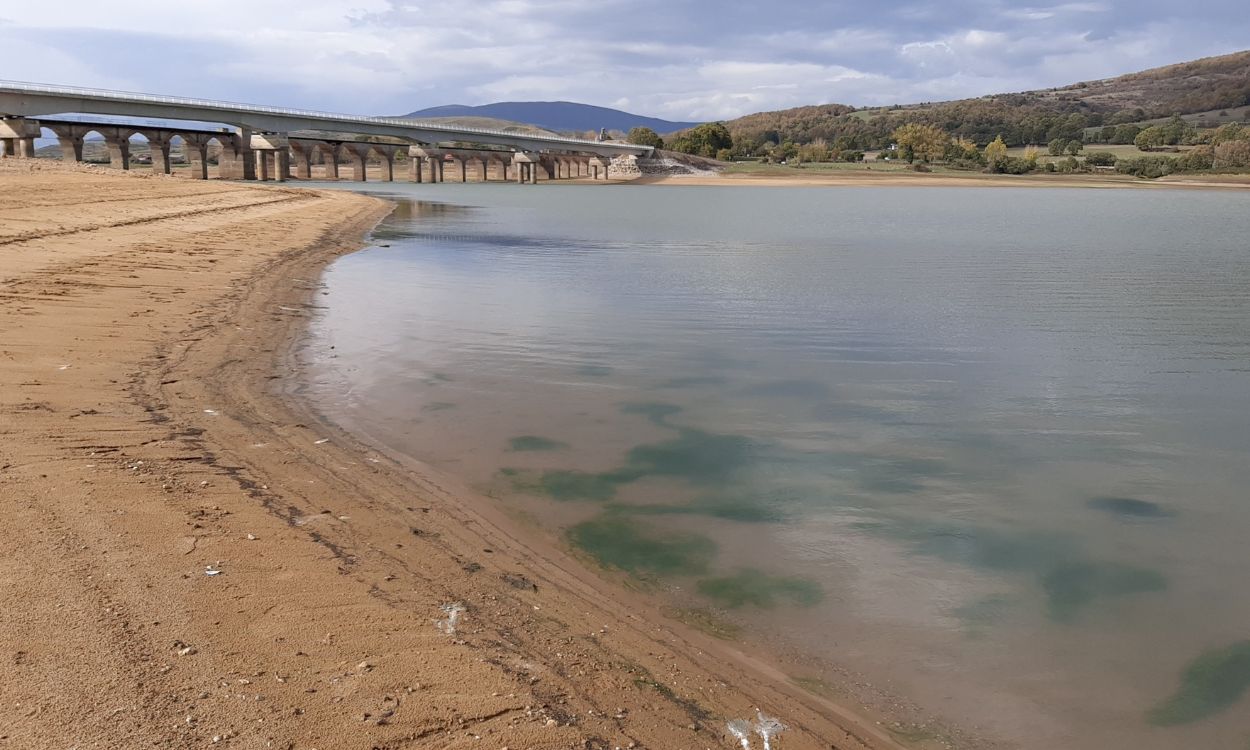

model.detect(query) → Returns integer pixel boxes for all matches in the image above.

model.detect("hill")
[720,50,1250,152]
[400,102,701,135]
[408,116,558,137]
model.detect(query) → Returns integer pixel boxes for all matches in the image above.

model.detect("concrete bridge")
[0,81,651,183]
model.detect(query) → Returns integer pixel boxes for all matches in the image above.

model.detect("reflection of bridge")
[0,81,653,183]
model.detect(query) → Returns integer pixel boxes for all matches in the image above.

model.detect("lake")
[299,182,1250,749]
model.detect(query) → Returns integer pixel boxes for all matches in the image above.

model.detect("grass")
[1148,641,1250,725]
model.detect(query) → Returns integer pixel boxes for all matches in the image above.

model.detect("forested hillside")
[716,50,1250,154]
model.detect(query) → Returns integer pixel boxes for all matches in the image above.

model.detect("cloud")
[0,0,1246,121]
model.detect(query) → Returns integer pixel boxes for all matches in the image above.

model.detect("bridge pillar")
[181,135,209,179]
[215,131,255,180]
[145,132,173,175]
[46,123,87,162]
[290,143,312,179]
[512,152,540,184]
[103,131,131,170]
[0,118,40,158]
[256,150,272,181]
[250,133,290,182]
[480,159,488,181]
[409,156,423,183]
[339,144,367,182]
[373,146,395,182]
[589,156,611,180]
[318,143,341,180]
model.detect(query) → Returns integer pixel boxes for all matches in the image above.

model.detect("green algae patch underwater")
[1148,640,1250,726]
[507,435,569,452]
[567,516,716,577]
[1041,561,1166,623]
[696,568,823,609]
[1087,496,1173,519]
[620,401,684,426]
[611,494,785,523]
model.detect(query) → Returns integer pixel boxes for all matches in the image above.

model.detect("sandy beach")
[0,161,918,750]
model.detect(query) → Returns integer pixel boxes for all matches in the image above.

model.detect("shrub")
[996,156,1035,175]
[912,163,932,172]
[1176,145,1214,171]
[1117,156,1176,179]
[1214,140,1250,168]
[1085,151,1118,166]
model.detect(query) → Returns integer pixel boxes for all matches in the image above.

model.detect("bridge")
[0,81,654,183]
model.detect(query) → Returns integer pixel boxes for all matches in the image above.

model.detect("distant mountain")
[400,102,702,135]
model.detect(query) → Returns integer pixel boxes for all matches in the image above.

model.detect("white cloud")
[0,0,1246,121]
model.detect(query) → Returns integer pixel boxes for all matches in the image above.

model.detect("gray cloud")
[0,1,1246,121]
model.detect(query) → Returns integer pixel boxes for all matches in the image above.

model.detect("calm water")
[300,183,1250,749]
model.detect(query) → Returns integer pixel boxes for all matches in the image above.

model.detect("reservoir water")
[300,183,1250,749]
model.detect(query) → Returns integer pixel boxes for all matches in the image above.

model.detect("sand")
[0,161,910,750]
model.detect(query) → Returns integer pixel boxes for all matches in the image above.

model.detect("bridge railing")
[0,80,644,151]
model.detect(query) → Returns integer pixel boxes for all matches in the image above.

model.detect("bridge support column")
[249,134,289,182]
[589,157,611,180]
[46,124,88,162]
[256,151,272,181]
[0,118,40,158]
[146,132,173,175]
[182,136,209,179]
[410,156,423,182]
[104,133,131,170]
[318,144,341,180]
[512,152,540,185]
[0,118,39,158]
[290,144,312,179]
[375,147,395,182]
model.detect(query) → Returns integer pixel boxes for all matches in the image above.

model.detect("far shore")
[636,168,1250,190]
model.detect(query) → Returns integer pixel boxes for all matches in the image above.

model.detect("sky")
[0,1,1246,122]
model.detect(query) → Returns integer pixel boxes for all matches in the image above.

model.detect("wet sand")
[0,160,912,750]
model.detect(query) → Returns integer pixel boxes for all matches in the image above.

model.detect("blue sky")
[0,1,1245,121]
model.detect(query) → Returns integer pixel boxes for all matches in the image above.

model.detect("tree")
[1135,126,1165,151]
[1084,151,1118,166]
[1022,146,1041,170]
[681,122,733,158]
[1048,138,1066,156]
[984,135,1009,171]
[1065,140,1084,156]
[1160,114,1195,145]
[891,123,949,163]
[626,127,664,149]
[1112,124,1142,144]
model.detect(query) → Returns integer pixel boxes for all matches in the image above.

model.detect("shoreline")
[635,169,1250,190]
[0,162,919,749]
